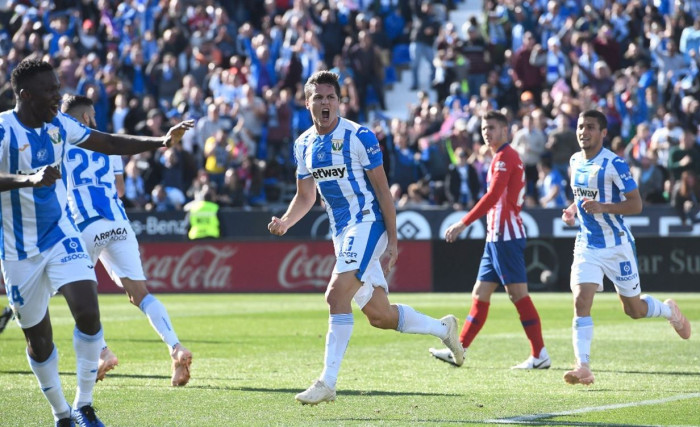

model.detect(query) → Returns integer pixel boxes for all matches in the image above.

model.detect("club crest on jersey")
[312,164,347,181]
[48,128,62,145]
[572,187,599,200]
[495,161,507,171]
[331,139,344,152]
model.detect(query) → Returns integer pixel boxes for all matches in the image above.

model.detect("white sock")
[140,294,179,350]
[72,327,103,409]
[641,294,672,318]
[320,313,353,390]
[27,346,71,421]
[395,304,448,339]
[573,316,593,366]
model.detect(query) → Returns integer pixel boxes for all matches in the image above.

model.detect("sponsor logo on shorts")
[60,237,90,263]
[312,165,346,181]
[93,227,129,247]
[615,260,638,282]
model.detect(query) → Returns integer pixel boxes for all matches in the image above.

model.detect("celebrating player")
[429,110,551,370]
[562,109,691,385]
[0,59,191,426]
[62,95,192,387]
[268,70,463,405]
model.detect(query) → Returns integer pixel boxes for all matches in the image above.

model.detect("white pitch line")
[485,393,700,423]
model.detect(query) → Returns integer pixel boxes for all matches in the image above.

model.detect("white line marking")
[485,393,700,423]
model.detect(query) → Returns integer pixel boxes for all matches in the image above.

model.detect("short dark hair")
[304,70,340,100]
[481,110,508,126]
[580,109,607,130]
[11,59,55,96]
[62,94,93,113]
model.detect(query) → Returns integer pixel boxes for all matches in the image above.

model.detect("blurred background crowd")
[2,0,700,222]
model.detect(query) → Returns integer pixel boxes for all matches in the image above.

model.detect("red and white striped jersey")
[460,143,526,242]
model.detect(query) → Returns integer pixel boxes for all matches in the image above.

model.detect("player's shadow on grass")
[584,368,700,377]
[0,370,171,381]
[237,386,458,397]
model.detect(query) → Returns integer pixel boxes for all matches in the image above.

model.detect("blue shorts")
[477,238,527,286]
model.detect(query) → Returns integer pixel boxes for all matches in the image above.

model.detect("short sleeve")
[355,127,382,170]
[111,155,124,175]
[294,138,311,179]
[60,112,91,146]
[611,157,637,193]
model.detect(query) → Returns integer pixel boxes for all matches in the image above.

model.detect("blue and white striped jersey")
[65,145,127,229]
[0,110,90,260]
[570,147,638,250]
[295,118,384,236]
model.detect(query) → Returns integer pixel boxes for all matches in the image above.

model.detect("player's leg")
[296,270,360,405]
[507,283,550,369]
[121,277,193,386]
[0,306,13,333]
[80,219,119,383]
[5,256,73,423]
[52,235,105,424]
[610,242,690,339]
[564,282,598,385]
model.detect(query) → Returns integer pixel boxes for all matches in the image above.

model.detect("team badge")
[48,128,62,145]
[331,139,344,152]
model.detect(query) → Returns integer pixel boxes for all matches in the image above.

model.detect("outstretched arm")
[80,120,194,155]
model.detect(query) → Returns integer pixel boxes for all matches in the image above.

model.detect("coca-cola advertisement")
[95,241,432,293]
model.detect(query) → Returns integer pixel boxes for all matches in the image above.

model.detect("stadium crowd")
[2,0,700,222]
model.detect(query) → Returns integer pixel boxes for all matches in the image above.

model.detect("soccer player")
[0,59,192,426]
[429,110,551,370]
[62,95,193,387]
[267,70,463,405]
[562,109,691,385]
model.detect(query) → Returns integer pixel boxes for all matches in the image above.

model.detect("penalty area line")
[484,393,700,424]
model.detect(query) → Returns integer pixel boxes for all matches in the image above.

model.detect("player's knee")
[72,306,101,335]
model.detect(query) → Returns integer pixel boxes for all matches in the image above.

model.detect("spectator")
[671,170,700,224]
[444,146,480,210]
[537,154,568,208]
[668,128,700,182]
[409,1,440,90]
[631,149,667,205]
[512,110,547,198]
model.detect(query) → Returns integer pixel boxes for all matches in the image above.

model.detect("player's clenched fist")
[268,216,288,236]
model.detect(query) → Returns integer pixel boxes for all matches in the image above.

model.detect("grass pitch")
[1,292,699,426]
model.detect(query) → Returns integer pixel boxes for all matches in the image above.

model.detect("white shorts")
[332,222,388,309]
[81,218,146,286]
[570,241,641,297]
[2,234,96,328]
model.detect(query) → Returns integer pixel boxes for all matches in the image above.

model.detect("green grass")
[1,293,699,426]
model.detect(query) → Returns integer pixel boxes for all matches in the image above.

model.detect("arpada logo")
[312,165,346,182]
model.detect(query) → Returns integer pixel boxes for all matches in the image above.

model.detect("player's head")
[576,109,607,155]
[11,59,61,124]
[304,70,340,134]
[61,94,96,128]
[480,110,508,148]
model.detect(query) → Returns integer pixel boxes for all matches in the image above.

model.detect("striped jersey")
[65,144,127,229]
[569,147,637,249]
[461,143,526,241]
[295,118,383,236]
[0,110,91,260]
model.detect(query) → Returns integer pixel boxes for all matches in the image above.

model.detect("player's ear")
[18,88,30,100]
